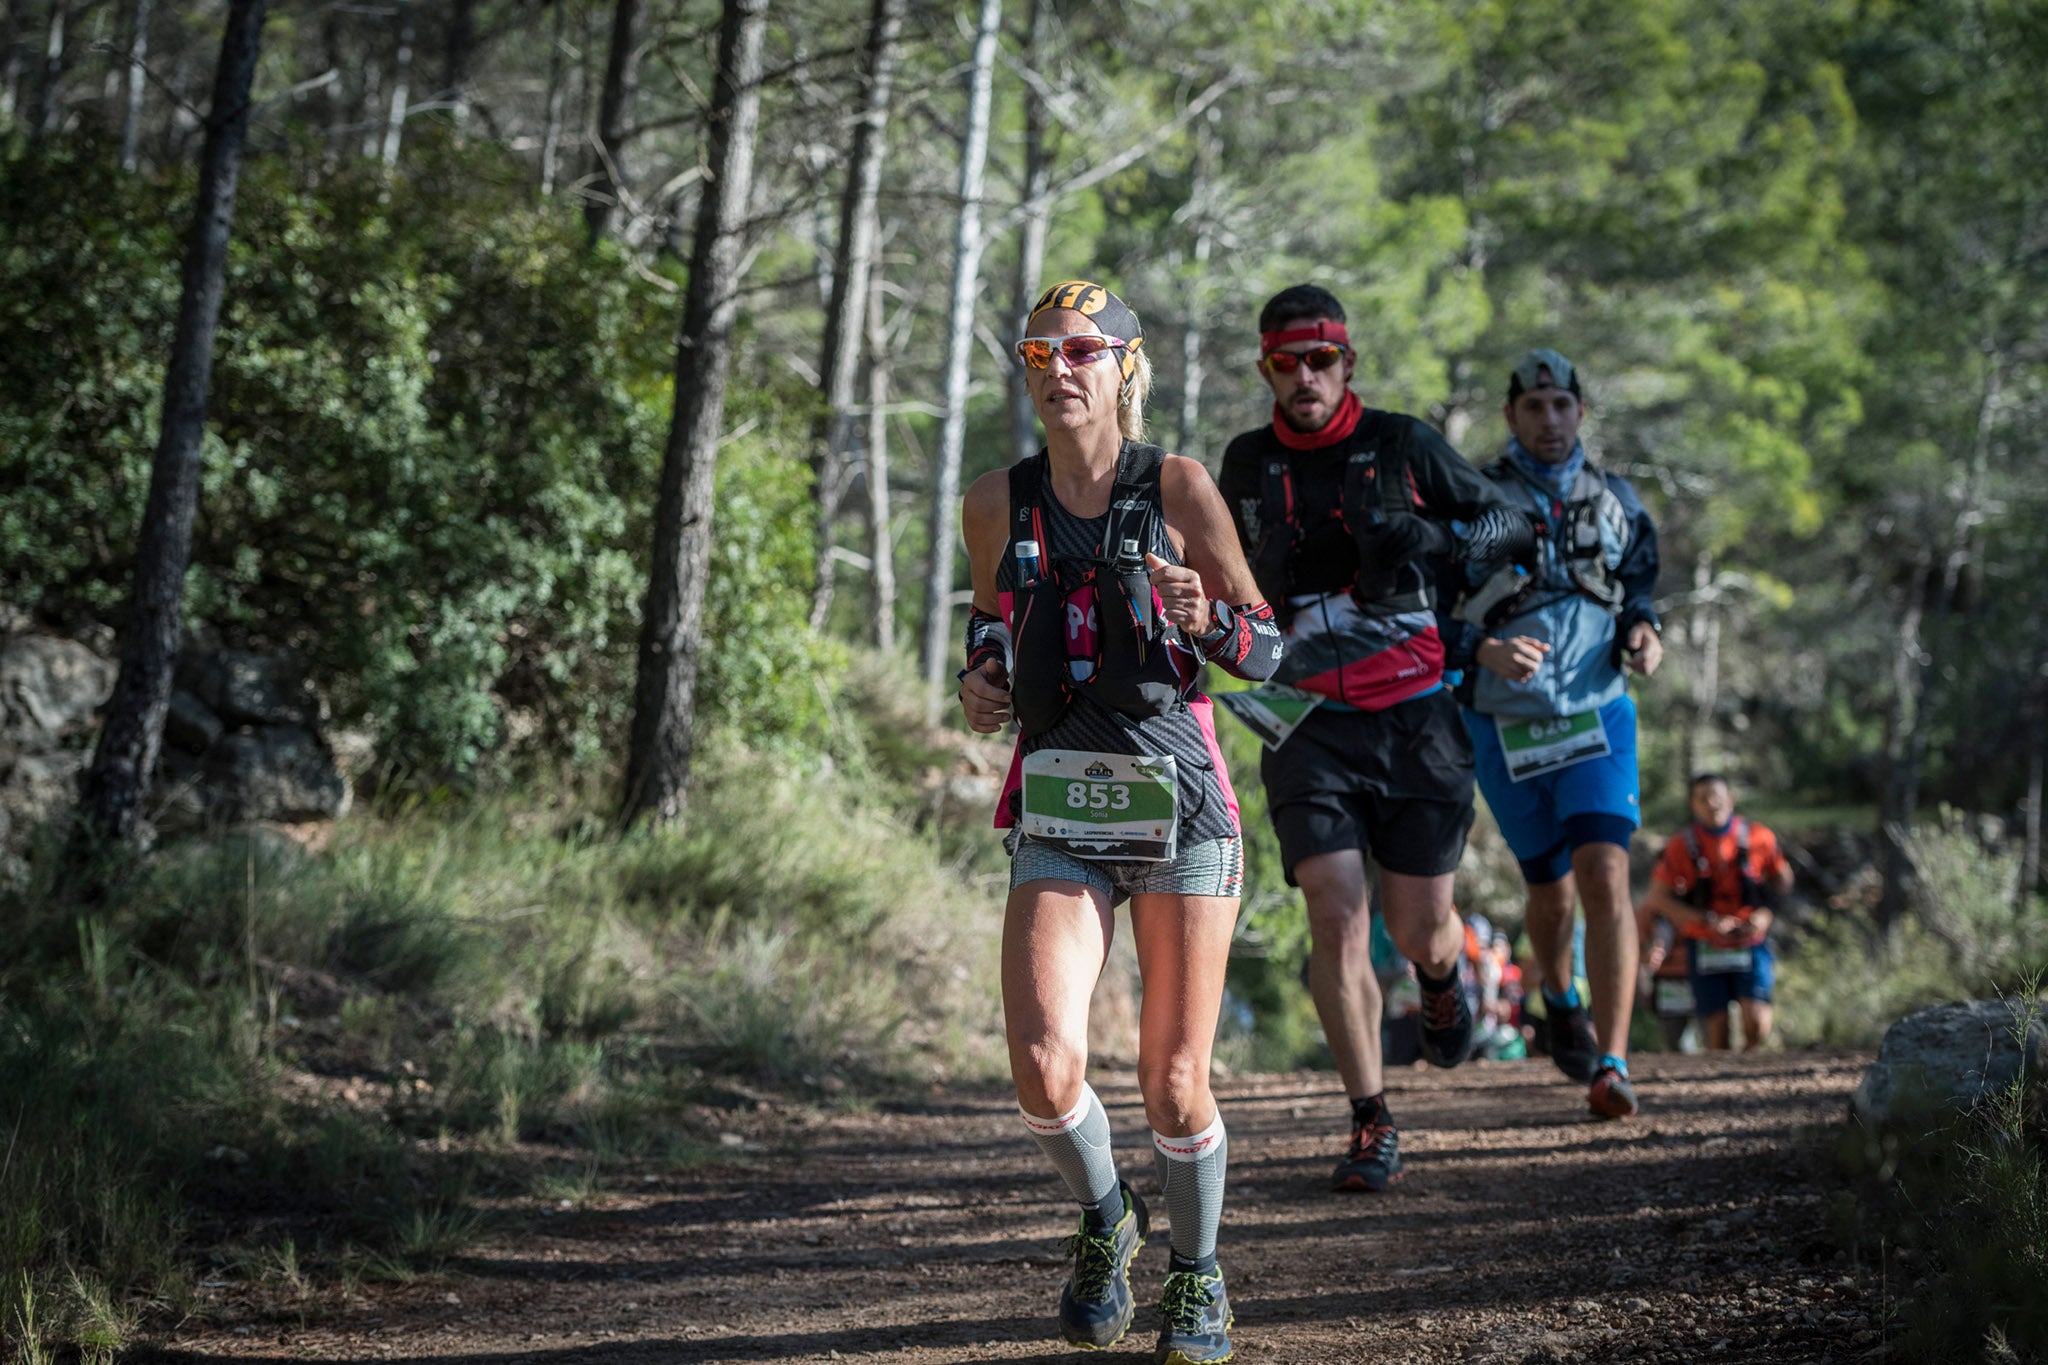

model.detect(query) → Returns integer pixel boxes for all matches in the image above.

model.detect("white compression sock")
[1021,1084,1120,1215]
[1152,1112,1227,1269]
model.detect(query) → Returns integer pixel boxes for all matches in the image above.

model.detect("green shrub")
[1832,989,2048,1360]
[0,722,1007,1357]
[1779,819,2048,1047]
[0,135,838,779]
[1204,677,1325,1071]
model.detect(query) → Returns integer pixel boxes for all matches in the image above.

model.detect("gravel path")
[139,1049,1882,1363]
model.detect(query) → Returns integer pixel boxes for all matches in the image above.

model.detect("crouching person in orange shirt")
[1640,774,1795,1050]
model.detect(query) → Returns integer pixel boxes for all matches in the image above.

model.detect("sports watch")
[1194,601,1234,653]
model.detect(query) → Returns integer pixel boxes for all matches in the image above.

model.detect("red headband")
[1260,321,1350,354]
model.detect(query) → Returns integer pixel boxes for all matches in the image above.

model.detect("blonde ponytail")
[1118,346,1153,442]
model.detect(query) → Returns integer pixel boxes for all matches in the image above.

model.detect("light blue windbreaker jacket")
[1438,441,1660,723]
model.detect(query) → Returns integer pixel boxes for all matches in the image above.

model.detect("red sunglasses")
[1261,344,1348,376]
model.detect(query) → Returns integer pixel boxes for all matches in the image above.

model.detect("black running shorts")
[1260,688,1475,882]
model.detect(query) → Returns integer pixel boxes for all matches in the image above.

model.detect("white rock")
[0,635,115,742]
[1851,998,2048,1126]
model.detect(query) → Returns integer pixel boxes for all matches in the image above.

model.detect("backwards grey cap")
[1507,347,1582,400]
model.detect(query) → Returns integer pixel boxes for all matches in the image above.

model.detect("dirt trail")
[141,1051,1883,1364]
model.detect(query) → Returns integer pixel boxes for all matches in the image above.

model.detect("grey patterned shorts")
[1009,835,1244,904]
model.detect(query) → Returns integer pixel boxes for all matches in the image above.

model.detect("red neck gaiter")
[1272,388,1362,451]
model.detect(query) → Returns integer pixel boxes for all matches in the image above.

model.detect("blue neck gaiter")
[1507,437,1584,495]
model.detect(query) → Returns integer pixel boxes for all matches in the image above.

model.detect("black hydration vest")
[1007,443,1186,737]
[1249,411,1435,626]
[1684,818,1764,912]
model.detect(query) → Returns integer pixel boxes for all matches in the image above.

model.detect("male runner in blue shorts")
[1440,349,1662,1119]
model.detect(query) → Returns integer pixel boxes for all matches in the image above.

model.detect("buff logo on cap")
[1029,279,1145,384]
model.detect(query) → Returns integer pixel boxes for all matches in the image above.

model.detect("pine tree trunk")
[584,0,642,241]
[316,4,344,151]
[865,252,897,651]
[1005,0,1050,466]
[1681,549,1719,783]
[1877,554,1931,928]
[2020,661,2044,911]
[379,1,413,166]
[1,0,21,120]
[919,0,1002,721]
[96,3,116,110]
[620,0,768,827]
[539,0,567,196]
[442,0,475,140]
[1878,359,2002,924]
[118,0,149,170]
[358,57,382,159]
[79,0,270,848]
[33,0,63,137]
[809,0,904,629]
[1176,116,1217,459]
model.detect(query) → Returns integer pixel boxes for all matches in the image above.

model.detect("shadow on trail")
[137,1055,1873,1363]
[130,1312,1140,1364]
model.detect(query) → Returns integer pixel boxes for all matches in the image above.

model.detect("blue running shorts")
[1466,693,1641,884]
[1687,939,1775,1016]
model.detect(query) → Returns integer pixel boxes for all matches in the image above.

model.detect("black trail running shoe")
[1545,1000,1602,1084]
[1155,1263,1234,1364]
[1058,1181,1148,1349]
[1418,975,1475,1068]
[1330,1117,1404,1192]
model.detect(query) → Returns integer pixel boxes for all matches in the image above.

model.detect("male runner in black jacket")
[1218,285,1531,1191]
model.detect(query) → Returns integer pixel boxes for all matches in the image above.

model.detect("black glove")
[1363,512,1456,571]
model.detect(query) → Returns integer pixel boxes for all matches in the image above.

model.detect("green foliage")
[694,385,848,756]
[0,135,837,780]
[1,137,657,774]
[1779,820,2048,1047]
[1831,987,2048,1360]
[0,723,1005,1358]
[1205,677,1325,1070]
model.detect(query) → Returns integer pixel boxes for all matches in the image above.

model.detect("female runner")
[957,281,1283,1365]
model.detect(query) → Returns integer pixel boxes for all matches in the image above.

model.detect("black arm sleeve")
[1404,419,1517,524]
[962,606,1010,678]
[1215,435,1262,558]
[1200,601,1285,682]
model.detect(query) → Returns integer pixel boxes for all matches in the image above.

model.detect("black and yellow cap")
[1029,280,1144,383]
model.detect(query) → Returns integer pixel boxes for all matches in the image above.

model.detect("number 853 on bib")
[1019,750,1179,862]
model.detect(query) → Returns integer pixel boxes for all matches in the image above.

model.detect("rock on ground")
[1851,997,2048,1127]
[204,725,352,824]
[0,634,115,742]
[177,650,320,729]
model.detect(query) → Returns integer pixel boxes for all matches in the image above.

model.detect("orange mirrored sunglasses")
[1261,344,1348,376]
[1015,334,1128,369]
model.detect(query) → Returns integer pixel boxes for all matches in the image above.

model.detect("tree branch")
[989,69,1243,235]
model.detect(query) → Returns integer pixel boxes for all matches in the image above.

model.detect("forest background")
[1,0,2046,1356]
